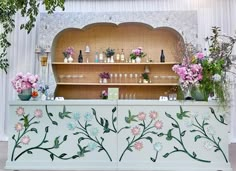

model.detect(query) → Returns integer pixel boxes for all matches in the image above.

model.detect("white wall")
[1,0,236,142]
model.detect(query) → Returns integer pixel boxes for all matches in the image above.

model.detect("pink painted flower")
[131,126,140,136]
[34,109,43,118]
[134,141,143,151]
[137,112,146,121]
[15,122,23,132]
[21,135,30,145]
[149,111,158,120]
[16,107,25,116]
[154,120,163,129]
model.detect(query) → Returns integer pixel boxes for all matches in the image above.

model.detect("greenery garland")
[0,0,65,73]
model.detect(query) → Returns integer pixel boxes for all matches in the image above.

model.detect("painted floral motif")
[149,111,158,120]
[119,110,163,161]
[131,126,140,136]
[21,135,31,145]
[68,110,112,161]
[134,141,143,151]
[73,112,80,121]
[84,112,93,122]
[67,122,76,131]
[153,142,163,152]
[11,106,72,162]
[137,112,146,121]
[15,122,23,132]
[154,120,163,129]
[34,109,43,118]
[16,107,25,116]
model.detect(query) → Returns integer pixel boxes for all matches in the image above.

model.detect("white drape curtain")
[0,0,236,142]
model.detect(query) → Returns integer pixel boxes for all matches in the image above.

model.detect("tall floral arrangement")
[193,27,236,106]
[11,72,39,93]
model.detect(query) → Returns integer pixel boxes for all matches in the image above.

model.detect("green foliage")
[0,0,65,73]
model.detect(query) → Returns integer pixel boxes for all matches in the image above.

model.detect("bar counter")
[5,100,232,171]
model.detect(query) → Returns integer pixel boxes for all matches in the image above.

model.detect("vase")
[102,78,108,83]
[68,55,73,63]
[41,93,47,101]
[64,58,68,63]
[135,56,141,63]
[182,86,193,100]
[143,79,149,84]
[18,88,32,101]
[192,85,205,101]
[131,59,136,63]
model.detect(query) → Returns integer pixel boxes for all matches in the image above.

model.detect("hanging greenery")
[0,0,65,73]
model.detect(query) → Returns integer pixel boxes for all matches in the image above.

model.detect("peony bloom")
[84,112,93,122]
[131,126,140,136]
[134,141,143,151]
[67,122,76,131]
[87,142,97,151]
[21,135,30,145]
[149,111,158,120]
[34,109,43,118]
[137,112,146,121]
[15,122,23,132]
[196,52,204,60]
[154,120,163,129]
[89,127,99,137]
[16,107,25,116]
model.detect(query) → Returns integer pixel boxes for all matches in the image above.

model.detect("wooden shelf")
[57,83,178,86]
[52,62,177,65]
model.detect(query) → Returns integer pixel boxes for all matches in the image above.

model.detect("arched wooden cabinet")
[51,23,183,99]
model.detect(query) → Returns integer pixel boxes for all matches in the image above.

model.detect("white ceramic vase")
[68,55,73,63]
[135,56,141,63]
[64,58,68,63]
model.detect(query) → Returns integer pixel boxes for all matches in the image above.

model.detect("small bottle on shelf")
[95,52,99,63]
[116,49,120,63]
[120,49,125,62]
[160,49,165,63]
[78,50,83,63]
[99,49,103,63]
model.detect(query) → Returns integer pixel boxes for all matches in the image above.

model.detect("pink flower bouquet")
[172,62,203,89]
[11,72,39,93]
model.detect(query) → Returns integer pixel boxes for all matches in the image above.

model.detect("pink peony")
[131,126,140,136]
[134,141,143,151]
[34,109,43,118]
[15,122,23,132]
[149,111,158,120]
[16,107,25,116]
[154,120,163,129]
[21,135,30,145]
[196,52,204,59]
[137,112,146,121]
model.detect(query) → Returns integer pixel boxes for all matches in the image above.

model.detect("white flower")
[208,57,213,63]
[212,74,221,82]
[202,112,210,121]
[206,126,216,136]
[204,141,214,150]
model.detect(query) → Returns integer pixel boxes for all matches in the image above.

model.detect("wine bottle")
[160,49,165,63]
[78,50,83,63]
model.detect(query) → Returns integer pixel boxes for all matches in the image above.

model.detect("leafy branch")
[119,119,157,161]
[73,118,112,161]
[209,107,227,125]
[92,107,130,134]
[0,0,65,73]
[190,116,228,163]
[45,105,58,125]
[158,109,210,163]
[14,126,77,161]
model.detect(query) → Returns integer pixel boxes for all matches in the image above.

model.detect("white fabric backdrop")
[0,0,235,142]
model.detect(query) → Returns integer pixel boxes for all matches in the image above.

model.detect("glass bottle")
[116,48,120,63]
[78,50,83,63]
[160,49,165,63]
[120,49,125,62]
[95,52,99,63]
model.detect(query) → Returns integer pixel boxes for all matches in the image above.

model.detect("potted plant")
[99,72,110,83]
[62,47,75,63]
[11,72,39,101]
[104,48,115,63]
[142,73,149,83]
[100,90,108,99]
[130,47,146,63]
